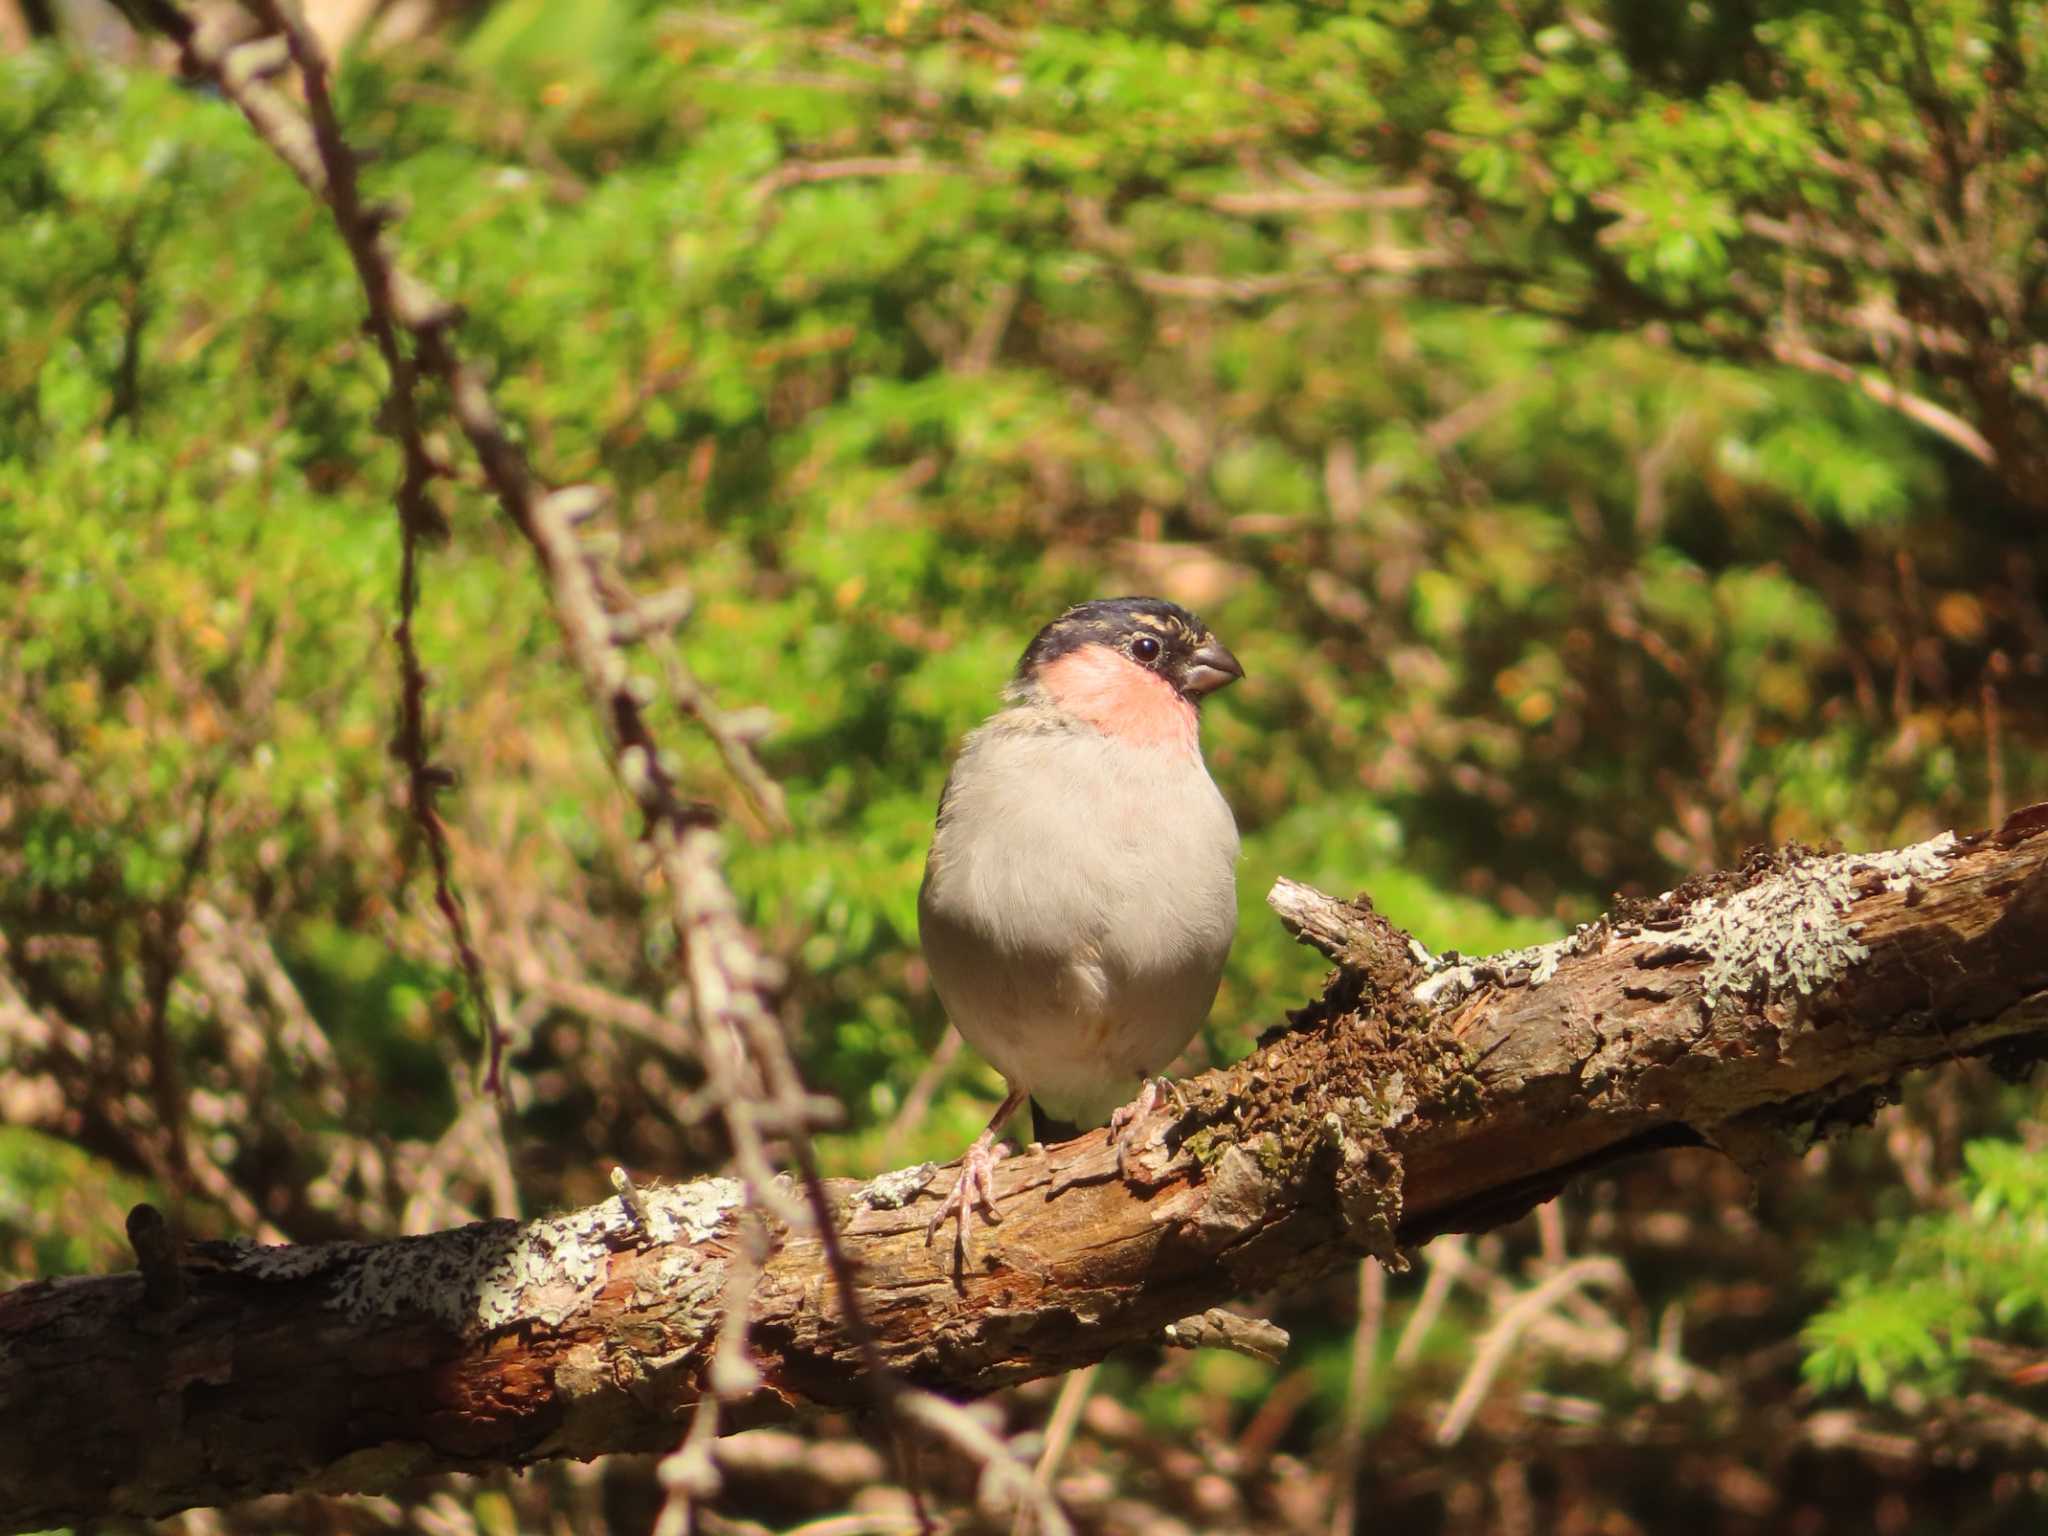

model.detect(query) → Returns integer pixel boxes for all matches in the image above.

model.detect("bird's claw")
[926,1135,1010,1257]
[1108,1077,1170,1180]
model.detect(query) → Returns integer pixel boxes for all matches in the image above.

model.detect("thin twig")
[136,9,1049,1525]
[1391,1234,1464,1369]
[751,154,948,201]
[656,1212,772,1536]
[896,1389,1075,1536]
[1327,1259,1385,1536]
[1434,1256,1626,1447]
[1534,1198,1566,1270]
[244,0,508,1105]
[1204,182,1431,214]
[1985,659,2009,828]
[1768,337,1996,466]
[1017,1363,1099,1536]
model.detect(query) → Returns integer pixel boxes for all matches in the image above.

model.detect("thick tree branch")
[5,816,2047,1529]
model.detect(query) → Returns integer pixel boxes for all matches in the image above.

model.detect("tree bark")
[5,816,2047,1530]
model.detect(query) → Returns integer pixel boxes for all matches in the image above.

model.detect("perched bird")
[918,596,1243,1252]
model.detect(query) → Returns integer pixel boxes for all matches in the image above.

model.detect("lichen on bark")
[221,1176,744,1331]
[1646,833,1958,1009]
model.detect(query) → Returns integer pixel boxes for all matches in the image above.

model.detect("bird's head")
[1009,596,1243,751]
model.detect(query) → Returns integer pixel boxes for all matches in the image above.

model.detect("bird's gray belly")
[918,742,1237,1128]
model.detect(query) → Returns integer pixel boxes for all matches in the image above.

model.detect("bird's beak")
[1181,639,1245,697]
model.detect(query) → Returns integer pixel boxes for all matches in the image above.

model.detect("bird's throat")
[1036,646,1199,754]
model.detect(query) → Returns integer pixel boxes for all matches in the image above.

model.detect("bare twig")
[1434,1256,1627,1447]
[751,155,949,201]
[1985,657,2010,828]
[1391,1235,1465,1370]
[896,1389,1074,1536]
[1162,1308,1291,1364]
[1016,1363,1099,1536]
[657,1213,774,1536]
[133,8,1046,1525]
[1327,1259,1385,1536]
[224,0,510,1107]
[124,1203,187,1312]
[1204,183,1431,215]
[1534,1199,1566,1270]
[1768,337,1995,466]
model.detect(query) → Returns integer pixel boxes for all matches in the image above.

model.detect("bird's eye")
[1130,635,1162,663]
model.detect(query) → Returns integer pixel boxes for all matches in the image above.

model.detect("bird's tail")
[1030,1098,1085,1146]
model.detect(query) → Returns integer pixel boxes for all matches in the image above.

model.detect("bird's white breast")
[918,711,1240,1129]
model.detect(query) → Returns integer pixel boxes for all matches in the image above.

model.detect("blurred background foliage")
[3,0,2047,1531]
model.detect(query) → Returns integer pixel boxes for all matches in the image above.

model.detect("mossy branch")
[4,816,2046,1531]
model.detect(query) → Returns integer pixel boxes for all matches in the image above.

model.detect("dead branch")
[126,9,912,1528]
[1767,337,1997,467]
[5,814,2046,1532]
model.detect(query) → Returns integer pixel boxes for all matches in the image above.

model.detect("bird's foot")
[925,1132,1011,1258]
[1107,1077,1175,1180]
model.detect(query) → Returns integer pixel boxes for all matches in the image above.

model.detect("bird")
[917,596,1243,1254]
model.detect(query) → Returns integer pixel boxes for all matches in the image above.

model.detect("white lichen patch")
[635,1177,744,1244]
[1651,833,1957,1010]
[1328,1072,1416,1136]
[652,1252,724,1304]
[1412,923,1607,1009]
[635,1252,729,1338]
[856,1162,938,1210]
[317,1177,744,1332]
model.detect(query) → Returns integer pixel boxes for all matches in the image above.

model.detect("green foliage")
[1805,1139,2048,1399]
[2,0,2038,1195]
[1,0,2035,1140]
[0,1127,153,1280]
[2,3,2047,1523]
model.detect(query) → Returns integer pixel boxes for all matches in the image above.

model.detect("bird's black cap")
[1015,596,1243,700]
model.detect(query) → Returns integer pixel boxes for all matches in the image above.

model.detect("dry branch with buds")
[124,5,926,1529]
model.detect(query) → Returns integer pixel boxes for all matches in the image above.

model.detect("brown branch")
[7,816,2047,1531]
[142,9,795,1115]
[751,155,951,200]
[1767,336,1997,467]
[1121,241,1458,300]
[130,7,913,1524]
[1203,183,1432,215]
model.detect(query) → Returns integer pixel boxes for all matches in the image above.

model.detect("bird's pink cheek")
[1038,649,1199,754]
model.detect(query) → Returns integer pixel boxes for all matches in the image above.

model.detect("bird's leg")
[926,1085,1028,1256]
[1107,1077,1174,1179]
